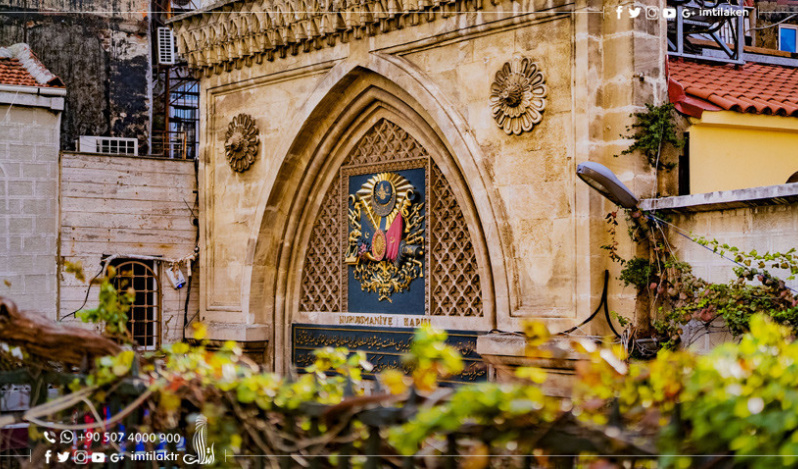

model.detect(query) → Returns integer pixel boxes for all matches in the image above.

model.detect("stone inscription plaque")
[292,324,487,383]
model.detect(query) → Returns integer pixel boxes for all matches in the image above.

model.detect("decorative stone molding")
[225,113,259,172]
[168,0,495,74]
[490,56,547,135]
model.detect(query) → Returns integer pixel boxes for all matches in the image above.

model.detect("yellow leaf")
[379,369,409,395]
[522,321,551,347]
[461,443,490,469]
[192,323,208,341]
[172,342,189,354]
[515,366,548,384]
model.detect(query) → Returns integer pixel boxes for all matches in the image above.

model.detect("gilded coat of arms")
[344,172,425,302]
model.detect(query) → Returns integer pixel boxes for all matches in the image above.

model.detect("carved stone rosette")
[224,114,259,172]
[490,56,548,135]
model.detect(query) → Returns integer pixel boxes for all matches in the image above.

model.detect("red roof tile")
[0,44,64,89]
[668,57,798,118]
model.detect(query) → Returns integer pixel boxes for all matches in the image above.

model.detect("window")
[109,259,162,349]
[97,138,137,155]
[779,25,797,53]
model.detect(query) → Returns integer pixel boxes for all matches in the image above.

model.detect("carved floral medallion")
[224,114,259,172]
[490,56,548,135]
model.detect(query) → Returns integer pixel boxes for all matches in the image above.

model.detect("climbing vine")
[604,209,798,349]
[616,102,684,170]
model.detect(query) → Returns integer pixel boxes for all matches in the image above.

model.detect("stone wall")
[170,0,667,369]
[0,103,61,316]
[0,0,152,151]
[59,152,198,345]
[670,204,798,290]
[637,187,798,350]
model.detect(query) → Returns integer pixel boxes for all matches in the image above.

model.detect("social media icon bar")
[73,450,89,464]
[614,4,675,20]
[60,430,74,445]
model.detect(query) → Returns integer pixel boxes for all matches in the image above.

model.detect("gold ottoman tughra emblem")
[344,172,425,302]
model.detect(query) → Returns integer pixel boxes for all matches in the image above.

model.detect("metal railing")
[151,131,188,160]
[668,0,748,64]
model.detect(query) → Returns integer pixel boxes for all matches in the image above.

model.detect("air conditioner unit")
[171,0,204,9]
[77,136,139,156]
[157,27,177,65]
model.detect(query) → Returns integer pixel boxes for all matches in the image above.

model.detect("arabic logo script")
[184,415,215,465]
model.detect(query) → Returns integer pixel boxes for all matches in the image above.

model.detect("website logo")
[73,450,89,464]
[184,415,214,465]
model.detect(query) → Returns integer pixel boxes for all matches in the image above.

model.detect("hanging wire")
[486,270,622,339]
[557,270,622,338]
[59,251,198,322]
[646,213,798,294]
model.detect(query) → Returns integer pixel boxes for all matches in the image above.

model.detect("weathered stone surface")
[174,0,666,370]
[0,0,152,151]
[59,152,199,345]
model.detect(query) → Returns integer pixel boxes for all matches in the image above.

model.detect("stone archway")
[243,55,510,372]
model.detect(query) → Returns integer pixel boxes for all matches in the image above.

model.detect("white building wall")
[0,103,61,316]
[59,152,198,345]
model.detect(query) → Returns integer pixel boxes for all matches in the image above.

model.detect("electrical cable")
[59,264,106,322]
[749,13,798,30]
[182,271,193,341]
[557,270,621,338]
[488,270,621,339]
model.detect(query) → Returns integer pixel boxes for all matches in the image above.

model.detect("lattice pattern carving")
[299,176,341,312]
[299,119,482,317]
[344,120,429,166]
[430,162,483,317]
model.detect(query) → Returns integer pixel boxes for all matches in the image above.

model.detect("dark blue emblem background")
[347,168,426,315]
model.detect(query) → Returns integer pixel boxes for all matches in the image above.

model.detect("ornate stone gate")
[299,119,483,319]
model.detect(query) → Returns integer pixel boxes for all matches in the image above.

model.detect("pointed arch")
[242,54,510,371]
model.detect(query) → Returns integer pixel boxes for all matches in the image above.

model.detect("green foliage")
[602,208,798,349]
[600,211,625,265]
[619,257,654,289]
[25,305,798,468]
[86,350,136,387]
[610,311,631,328]
[403,323,463,391]
[27,264,798,466]
[76,265,135,342]
[388,381,557,455]
[617,102,684,170]
[579,316,798,468]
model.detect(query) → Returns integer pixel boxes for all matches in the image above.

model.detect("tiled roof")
[668,57,798,118]
[0,43,64,88]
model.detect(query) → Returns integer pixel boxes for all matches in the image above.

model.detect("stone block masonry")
[0,104,61,317]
